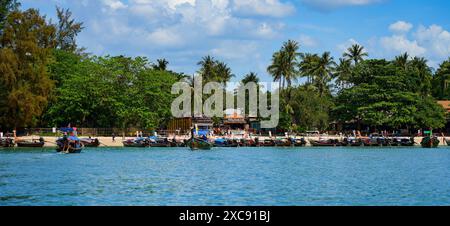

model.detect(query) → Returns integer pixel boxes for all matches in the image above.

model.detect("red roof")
[437,101,450,112]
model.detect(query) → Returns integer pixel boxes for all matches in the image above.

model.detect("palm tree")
[299,53,320,84]
[335,58,352,89]
[268,40,300,90]
[197,55,217,83]
[267,51,284,89]
[281,40,300,88]
[241,72,260,85]
[154,58,169,71]
[343,44,368,65]
[410,56,432,95]
[394,52,410,70]
[215,61,234,88]
[311,52,336,96]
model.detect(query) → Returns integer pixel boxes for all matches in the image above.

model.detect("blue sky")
[21,0,450,82]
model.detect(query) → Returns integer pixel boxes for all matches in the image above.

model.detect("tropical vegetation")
[0,2,449,134]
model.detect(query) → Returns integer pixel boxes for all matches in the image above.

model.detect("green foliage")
[277,85,333,131]
[343,44,368,65]
[0,0,20,36]
[197,55,234,87]
[333,59,445,130]
[54,7,84,53]
[267,40,300,89]
[432,58,450,99]
[43,53,179,129]
[0,9,56,129]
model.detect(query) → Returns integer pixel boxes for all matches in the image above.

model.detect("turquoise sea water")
[1,147,450,206]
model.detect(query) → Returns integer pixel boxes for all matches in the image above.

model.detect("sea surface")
[1,147,450,206]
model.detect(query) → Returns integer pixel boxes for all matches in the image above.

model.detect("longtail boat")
[274,138,293,147]
[214,138,239,147]
[290,138,307,147]
[309,139,341,147]
[445,138,450,146]
[80,138,100,147]
[262,139,276,147]
[0,137,15,147]
[149,137,172,147]
[421,136,439,148]
[123,137,149,147]
[363,134,390,146]
[341,137,363,147]
[56,136,83,153]
[16,138,45,148]
[56,127,83,153]
[187,137,213,150]
[398,137,415,146]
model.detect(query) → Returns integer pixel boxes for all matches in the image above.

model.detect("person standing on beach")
[112,133,116,142]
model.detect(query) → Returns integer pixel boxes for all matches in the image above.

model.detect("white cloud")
[374,22,450,67]
[414,24,450,58]
[337,38,360,53]
[298,34,319,48]
[301,0,383,11]
[389,21,413,33]
[146,28,184,46]
[380,35,426,57]
[232,0,295,17]
[102,0,127,11]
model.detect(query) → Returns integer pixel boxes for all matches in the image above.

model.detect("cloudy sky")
[21,0,450,82]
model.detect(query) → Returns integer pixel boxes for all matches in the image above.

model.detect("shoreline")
[7,136,450,147]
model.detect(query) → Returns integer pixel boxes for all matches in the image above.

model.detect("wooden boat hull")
[188,138,213,150]
[421,137,439,148]
[56,147,82,153]
[56,145,83,153]
[150,143,171,147]
[445,139,450,146]
[0,138,15,147]
[123,142,148,147]
[80,139,100,147]
[17,142,45,148]
[309,140,341,147]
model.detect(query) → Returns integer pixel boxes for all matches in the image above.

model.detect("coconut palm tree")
[215,61,234,88]
[311,52,336,96]
[267,51,284,89]
[299,53,320,84]
[335,58,352,89]
[241,72,260,85]
[343,44,368,65]
[197,55,217,83]
[394,52,410,70]
[281,40,300,88]
[154,58,169,71]
[409,56,432,95]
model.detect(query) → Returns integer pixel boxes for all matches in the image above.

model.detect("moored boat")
[214,138,239,147]
[80,138,100,147]
[149,137,172,147]
[56,127,83,153]
[187,137,213,150]
[275,138,293,147]
[341,137,363,146]
[363,134,390,146]
[309,139,341,147]
[262,139,276,147]
[0,137,15,147]
[421,136,439,148]
[16,138,45,148]
[399,137,415,146]
[290,138,307,147]
[123,137,149,147]
[444,138,450,146]
[56,136,83,153]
